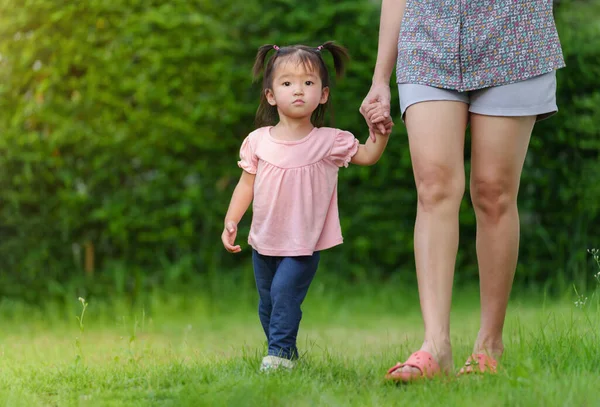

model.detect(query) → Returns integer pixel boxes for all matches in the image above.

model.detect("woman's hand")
[360,83,394,141]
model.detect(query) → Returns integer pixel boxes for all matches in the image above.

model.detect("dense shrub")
[0,0,597,301]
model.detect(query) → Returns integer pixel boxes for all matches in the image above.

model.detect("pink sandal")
[384,350,441,383]
[457,353,498,376]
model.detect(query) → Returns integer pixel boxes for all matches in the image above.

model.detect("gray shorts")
[398,71,558,122]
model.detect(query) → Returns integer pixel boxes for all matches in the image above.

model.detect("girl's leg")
[268,252,320,360]
[469,114,535,359]
[398,100,469,374]
[252,250,277,340]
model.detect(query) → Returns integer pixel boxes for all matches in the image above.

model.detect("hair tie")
[273,45,280,51]
[316,45,323,51]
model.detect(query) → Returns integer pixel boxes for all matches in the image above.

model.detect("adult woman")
[360,0,565,382]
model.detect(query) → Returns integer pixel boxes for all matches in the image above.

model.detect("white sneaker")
[259,355,295,372]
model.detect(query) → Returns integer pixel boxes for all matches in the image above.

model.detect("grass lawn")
[0,278,598,406]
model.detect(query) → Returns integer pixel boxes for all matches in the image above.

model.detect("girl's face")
[265,58,329,122]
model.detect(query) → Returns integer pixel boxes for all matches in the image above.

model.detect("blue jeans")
[252,249,320,360]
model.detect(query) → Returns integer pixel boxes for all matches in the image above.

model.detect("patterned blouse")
[396,0,566,91]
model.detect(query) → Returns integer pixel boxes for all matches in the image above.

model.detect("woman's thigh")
[403,99,469,203]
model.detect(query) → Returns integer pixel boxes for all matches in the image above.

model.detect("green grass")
[0,279,598,406]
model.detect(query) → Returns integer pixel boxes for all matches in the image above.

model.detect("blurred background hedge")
[0,0,598,302]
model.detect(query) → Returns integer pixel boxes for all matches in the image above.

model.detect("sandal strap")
[460,353,498,374]
[387,350,440,376]
[387,362,423,375]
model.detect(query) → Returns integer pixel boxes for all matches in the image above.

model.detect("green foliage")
[0,0,597,300]
[0,0,252,299]
[518,0,600,290]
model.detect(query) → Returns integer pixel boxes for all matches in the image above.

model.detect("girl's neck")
[271,117,315,141]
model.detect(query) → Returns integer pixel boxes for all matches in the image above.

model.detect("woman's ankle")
[420,337,453,370]
[473,332,504,359]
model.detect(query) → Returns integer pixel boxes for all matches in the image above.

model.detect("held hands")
[221,221,241,253]
[365,102,394,140]
[359,83,394,141]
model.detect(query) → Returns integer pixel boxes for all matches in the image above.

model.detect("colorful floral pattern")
[396,0,566,91]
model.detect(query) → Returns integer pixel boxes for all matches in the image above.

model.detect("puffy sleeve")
[237,134,258,174]
[329,130,359,168]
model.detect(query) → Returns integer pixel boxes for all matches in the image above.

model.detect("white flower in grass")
[574,297,588,309]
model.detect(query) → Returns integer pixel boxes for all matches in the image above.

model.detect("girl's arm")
[222,170,255,253]
[350,131,390,166]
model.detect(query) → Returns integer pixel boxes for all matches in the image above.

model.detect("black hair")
[251,41,349,127]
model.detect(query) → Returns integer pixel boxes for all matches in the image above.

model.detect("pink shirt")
[238,126,359,257]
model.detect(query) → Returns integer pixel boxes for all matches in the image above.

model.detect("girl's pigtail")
[253,44,280,127]
[252,44,277,81]
[318,41,350,78]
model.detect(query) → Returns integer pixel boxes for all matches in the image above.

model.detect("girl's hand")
[360,83,393,140]
[363,102,394,141]
[222,221,241,253]
[368,102,395,132]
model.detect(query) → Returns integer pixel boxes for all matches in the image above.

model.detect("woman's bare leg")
[396,101,469,374]
[469,114,536,360]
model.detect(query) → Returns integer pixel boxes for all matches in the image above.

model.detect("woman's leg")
[469,114,536,359]
[396,100,469,375]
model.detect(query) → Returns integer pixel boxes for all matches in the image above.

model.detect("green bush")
[0,0,597,301]
[517,0,600,290]
[0,0,254,299]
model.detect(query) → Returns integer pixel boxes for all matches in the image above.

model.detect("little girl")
[221,41,392,371]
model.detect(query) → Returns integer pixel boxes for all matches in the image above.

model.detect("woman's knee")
[470,177,516,222]
[416,165,465,212]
